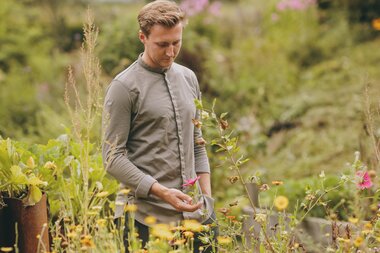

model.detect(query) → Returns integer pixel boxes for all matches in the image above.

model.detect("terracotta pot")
[0,194,50,253]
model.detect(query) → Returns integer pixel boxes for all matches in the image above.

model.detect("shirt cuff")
[135,175,157,199]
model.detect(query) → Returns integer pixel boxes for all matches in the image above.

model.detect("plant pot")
[0,193,50,253]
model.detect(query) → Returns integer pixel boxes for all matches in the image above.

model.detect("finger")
[177,201,202,212]
[175,191,193,203]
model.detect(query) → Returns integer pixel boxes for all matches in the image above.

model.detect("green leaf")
[23,185,42,206]
[194,99,203,110]
[220,112,228,119]
[10,165,28,184]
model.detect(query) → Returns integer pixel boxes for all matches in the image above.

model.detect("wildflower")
[80,236,95,248]
[170,225,184,231]
[119,188,131,195]
[180,0,209,16]
[226,215,236,221]
[348,217,359,224]
[353,236,363,247]
[144,216,157,225]
[173,239,186,245]
[201,111,209,120]
[151,224,174,240]
[95,191,109,198]
[96,219,107,227]
[124,204,138,212]
[271,180,283,186]
[27,157,36,169]
[95,181,103,191]
[228,176,239,184]
[356,171,373,190]
[217,236,232,245]
[254,213,266,223]
[75,225,83,233]
[183,176,201,187]
[260,184,270,191]
[319,171,325,178]
[305,194,315,201]
[183,219,203,232]
[67,232,77,238]
[219,119,229,130]
[192,118,202,129]
[372,18,380,30]
[44,161,57,170]
[208,1,222,16]
[183,231,194,238]
[0,247,13,252]
[274,196,289,211]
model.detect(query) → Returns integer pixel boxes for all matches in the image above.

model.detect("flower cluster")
[276,0,316,12]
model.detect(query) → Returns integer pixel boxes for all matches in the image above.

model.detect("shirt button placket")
[164,74,186,182]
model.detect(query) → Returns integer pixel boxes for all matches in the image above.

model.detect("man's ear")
[139,30,147,43]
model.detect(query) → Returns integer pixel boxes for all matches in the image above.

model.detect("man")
[102,1,216,252]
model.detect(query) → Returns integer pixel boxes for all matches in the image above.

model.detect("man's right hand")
[150,182,202,212]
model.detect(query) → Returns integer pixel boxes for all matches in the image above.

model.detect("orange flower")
[372,18,380,30]
[271,180,283,186]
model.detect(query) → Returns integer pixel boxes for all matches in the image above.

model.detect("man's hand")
[150,182,202,212]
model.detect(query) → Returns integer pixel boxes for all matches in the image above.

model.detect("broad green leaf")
[23,185,42,206]
[10,165,28,184]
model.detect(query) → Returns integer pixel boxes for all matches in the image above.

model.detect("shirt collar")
[138,54,171,74]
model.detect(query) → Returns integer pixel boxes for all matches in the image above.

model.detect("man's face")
[139,23,183,69]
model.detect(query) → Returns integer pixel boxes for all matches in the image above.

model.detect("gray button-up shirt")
[102,56,214,225]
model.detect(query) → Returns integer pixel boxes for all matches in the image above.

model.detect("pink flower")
[183,176,201,187]
[356,171,373,190]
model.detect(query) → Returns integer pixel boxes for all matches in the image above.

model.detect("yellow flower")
[96,219,107,227]
[44,161,57,170]
[144,216,157,225]
[67,232,77,238]
[372,18,380,30]
[118,188,131,195]
[124,204,138,212]
[348,217,359,224]
[173,239,186,245]
[151,224,174,240]
[354,236,364,247]
[364,223,372,230]
[95,191,109,198]
[80,236,95,248]
[183,231,194,238]
[274,196,289,211]
[183,219,203,232]
[0,247,13,252]
[217,236,232,245]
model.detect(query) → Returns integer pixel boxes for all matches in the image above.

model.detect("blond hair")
[138,0,187,37]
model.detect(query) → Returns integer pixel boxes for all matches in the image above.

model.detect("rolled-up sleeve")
[102,80,157,198]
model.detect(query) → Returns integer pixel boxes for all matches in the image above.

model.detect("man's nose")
[166,45,175,57]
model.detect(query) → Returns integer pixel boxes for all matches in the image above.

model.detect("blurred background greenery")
[1,0,380,214]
